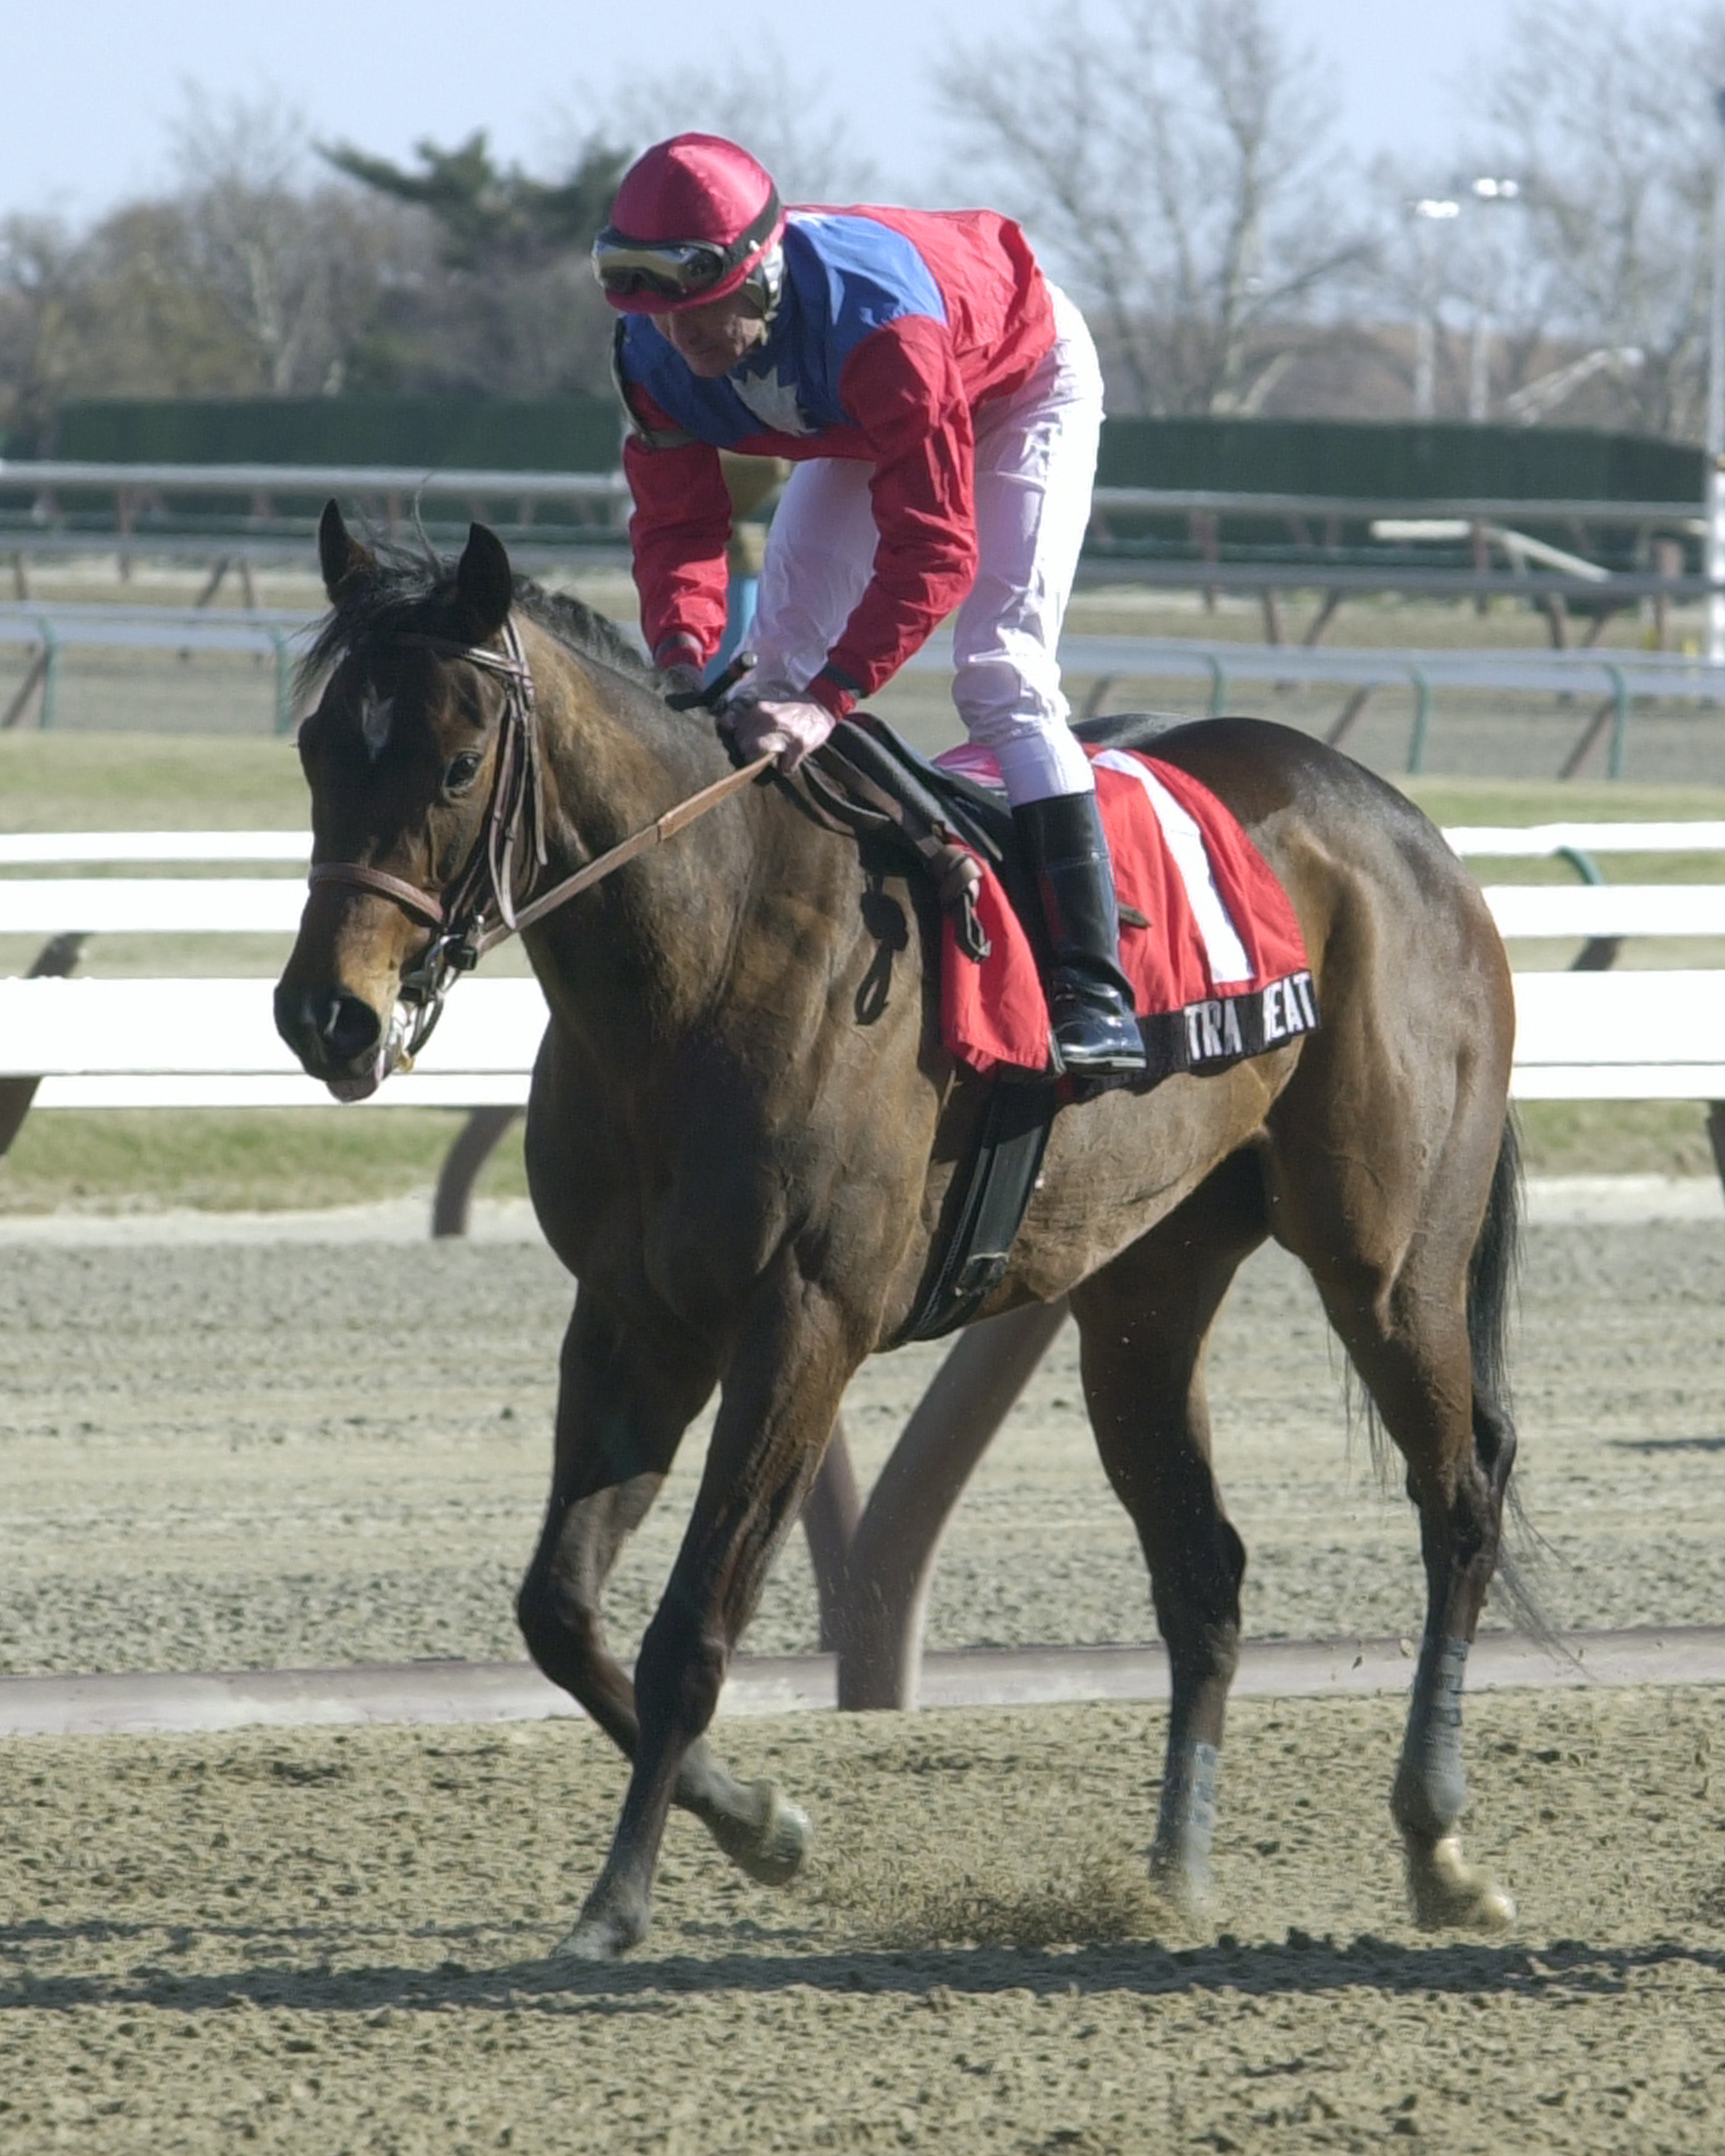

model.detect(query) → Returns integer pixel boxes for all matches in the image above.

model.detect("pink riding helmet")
[592,134,785,315]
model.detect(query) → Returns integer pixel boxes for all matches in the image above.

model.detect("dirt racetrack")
[4,1692,1725,2155]
[2,1201,1724,2150]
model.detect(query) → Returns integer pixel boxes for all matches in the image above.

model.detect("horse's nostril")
[319,992,383,1063]
[277,986,382,1070]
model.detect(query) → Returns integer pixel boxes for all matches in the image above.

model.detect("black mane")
[298,540,652,697]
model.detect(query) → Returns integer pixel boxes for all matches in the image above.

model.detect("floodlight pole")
[1707,89,1725,663]
[1410,199,1459,419]
[1467,177,1520,423]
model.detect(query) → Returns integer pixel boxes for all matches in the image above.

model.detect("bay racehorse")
[277,505,1522,1959]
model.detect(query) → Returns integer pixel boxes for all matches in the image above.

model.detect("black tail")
[1467,1114,1564,1650]
[1466,1112,1521,1429]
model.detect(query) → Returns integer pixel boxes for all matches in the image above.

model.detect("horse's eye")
[444,750,485,795]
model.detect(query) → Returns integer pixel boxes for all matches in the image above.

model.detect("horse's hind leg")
[516,1293,810,1893]
[1070,1149,1268,1915]
[1273,1112,1519,1932]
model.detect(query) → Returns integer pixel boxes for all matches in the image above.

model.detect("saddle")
[803,708,1180,967]
[802,709,1185,1345]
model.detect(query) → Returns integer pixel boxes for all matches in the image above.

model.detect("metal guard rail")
[5,603,1725,771]
[907,634,1725,779]
[0,462,1702,528]
[0,601,303,733]
[0,463,1716,602]
[1,529,1700,603]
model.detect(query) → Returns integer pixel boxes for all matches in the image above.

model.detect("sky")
[0,0,1684,224]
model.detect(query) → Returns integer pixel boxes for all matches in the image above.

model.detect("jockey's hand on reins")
[660,652,837,777]
[723,689,835,775]
[662,650,754,714]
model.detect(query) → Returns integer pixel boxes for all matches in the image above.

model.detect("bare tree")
[1472,0,1725,437]
[935,0,1367,415]
[166,87,399,395]
[582,50,880,205]
[0,93,629,428]
[0,219,89,448]
[0,199,268,442]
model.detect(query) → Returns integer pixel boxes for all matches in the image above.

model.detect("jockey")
[593,132,1145,1077]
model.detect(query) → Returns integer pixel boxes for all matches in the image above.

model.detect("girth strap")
[899,1075,1057,1342]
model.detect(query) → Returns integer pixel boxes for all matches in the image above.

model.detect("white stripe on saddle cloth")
[1093,751,1253,987]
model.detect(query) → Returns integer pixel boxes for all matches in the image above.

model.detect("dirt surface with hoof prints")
[2,1207,1723,2149]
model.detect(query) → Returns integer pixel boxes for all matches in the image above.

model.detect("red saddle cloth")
[936,743,1318,1079]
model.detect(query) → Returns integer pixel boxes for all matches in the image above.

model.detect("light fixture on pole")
[1707,91,1725,663]
[1467,177,1522,423]
[1410,198,1460,421]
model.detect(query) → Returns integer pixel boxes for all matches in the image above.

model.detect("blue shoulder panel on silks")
[615,212,948,450]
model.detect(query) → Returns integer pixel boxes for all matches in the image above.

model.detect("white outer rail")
[0,976,538,1108]
[4,877,1725,943]
[3,971,1723,1106]
[4,821,1721,870]
[0,832,309,866]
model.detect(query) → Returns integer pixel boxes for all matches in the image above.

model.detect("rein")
[307,615,770,1064]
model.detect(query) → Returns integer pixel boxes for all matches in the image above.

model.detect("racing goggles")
[591,190,782,303]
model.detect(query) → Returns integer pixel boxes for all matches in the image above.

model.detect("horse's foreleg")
[558,1273,854,1960]
[1071,1158,1264,1915]
[516,1295,800,1890]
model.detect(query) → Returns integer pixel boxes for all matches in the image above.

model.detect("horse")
[276,503,1522,1961]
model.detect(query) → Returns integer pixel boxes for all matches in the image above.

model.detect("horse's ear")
[318,500,375,600]
[453,522,514,639]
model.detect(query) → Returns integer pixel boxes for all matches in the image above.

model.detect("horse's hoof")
[1405,1831,1516,1932]
[706,1780,811,1887]
[552,1919,623,1962]
[551,1889,650,1962]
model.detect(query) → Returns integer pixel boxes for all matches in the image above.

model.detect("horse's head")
[275,501,529,1100]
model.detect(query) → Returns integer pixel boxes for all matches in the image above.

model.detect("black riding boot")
[1013,790,1147,1077]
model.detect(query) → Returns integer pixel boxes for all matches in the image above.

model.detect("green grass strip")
[0,1109,527,1215]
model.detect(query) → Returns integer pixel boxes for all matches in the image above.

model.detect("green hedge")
[1094,417,1700,501]
[40,400,1705,507]
[52,395,622,472]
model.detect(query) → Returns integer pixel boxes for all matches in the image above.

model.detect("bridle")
[306,615,770,1069]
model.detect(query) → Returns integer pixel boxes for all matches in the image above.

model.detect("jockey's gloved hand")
[724,685,836,774]
[657,662,705,703]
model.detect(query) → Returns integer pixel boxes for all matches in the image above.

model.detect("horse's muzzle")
[274,981,391,1101]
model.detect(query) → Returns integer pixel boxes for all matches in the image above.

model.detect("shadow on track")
[8,1931,1724,2019]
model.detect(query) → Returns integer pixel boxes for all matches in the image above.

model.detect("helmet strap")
[745,241,787,323]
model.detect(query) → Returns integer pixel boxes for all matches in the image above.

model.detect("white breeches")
[747,285,1103,806]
